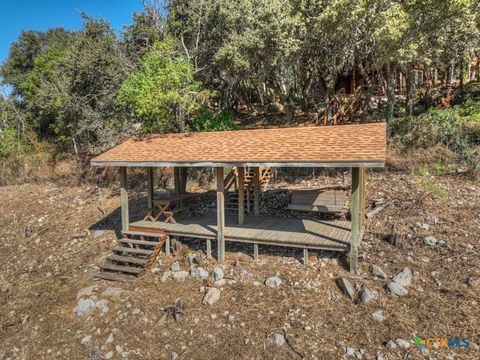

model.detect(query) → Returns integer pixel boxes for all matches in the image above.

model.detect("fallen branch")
[148,298,185,336]
[148,312,168,336]
[282,329,305,358]
[366,202,389,219]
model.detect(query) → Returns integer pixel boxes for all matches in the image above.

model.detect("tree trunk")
[459,59,464,92]
[446,65,452,85]
[276,75,292,122]
[385,62,397,123]
[405,64,414,116]
[477,51,480,81]
[323,86,335,125]
[357,62,371,124]
[351,59,357,95]
[179,167,188,194]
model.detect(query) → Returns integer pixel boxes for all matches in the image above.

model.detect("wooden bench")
[287,190,347,214]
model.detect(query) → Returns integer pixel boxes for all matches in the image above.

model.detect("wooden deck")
[129,214,352,251]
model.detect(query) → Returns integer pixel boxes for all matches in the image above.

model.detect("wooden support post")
[359,168,366,227]
[147,167,154,210]
[303,248,308,267]
[165,235,170,256]
[216,167,225,262]
[238,166,245,225]
[350,167,360,272]
[206,239,212,258]
[253,167,260,215]
[174,167,180,195]
[253,243,259,261]
[119,167,129,231]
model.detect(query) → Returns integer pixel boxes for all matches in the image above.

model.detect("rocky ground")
[0,166,479,360]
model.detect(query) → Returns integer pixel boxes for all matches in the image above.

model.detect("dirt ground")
[0,164,479,360]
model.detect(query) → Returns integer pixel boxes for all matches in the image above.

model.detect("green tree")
[0,28,73,97]
[118,38,211,133]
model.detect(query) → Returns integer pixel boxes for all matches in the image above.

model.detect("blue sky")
[0,0,144,63]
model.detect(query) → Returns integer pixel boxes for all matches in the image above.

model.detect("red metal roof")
[91,123,386,168]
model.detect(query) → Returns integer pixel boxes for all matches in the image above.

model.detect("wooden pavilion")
[91,123,386,273]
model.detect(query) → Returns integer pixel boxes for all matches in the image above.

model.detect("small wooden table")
[144,193,198,224]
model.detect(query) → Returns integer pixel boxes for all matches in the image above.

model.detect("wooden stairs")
[94,230,167,282]
[225,167,272,214]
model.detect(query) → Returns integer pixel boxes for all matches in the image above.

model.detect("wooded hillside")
[1,0,479,160]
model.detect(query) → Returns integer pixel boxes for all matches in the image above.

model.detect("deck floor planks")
[130,213,351,251]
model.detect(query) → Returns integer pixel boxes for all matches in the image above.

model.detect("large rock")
[214,279,226,287]
[385,340,397,349]
[371,265,388,279]
[190,267,209,280]
[203,287,221,305]
[173,271,189,282]
[212,267,224,282]
[268,333,285,346]
[337,278,355,300]
[160,271,172,283]
[372,310,386,322]
[265,276,282,288]
[386,282,408,296]
[81,335,92,345]
[341,346,363,359]
[170,262,181,272]
[360,288,378,303]
[73,298,96,317]
[395,338,411,349]
[95,299,109,315]
[392,267,412,287]
[424,236,438,246]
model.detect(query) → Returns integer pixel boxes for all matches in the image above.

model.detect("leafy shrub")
[0,128,29,160]
[389,100,480,175]
[190,109,239,132]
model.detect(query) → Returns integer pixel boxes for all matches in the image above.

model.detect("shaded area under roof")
[91,123,387,168]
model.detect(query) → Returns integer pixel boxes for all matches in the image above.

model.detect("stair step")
[93,272,136,282]
[122,230,167,238]
[106,254,150,266]
[118,238,161,247]
[99,263,144,274]
[113,247,154,256]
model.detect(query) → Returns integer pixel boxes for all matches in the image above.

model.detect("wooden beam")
[350,167,360,272]
[216,167,225,262]
[93,160,385,168]
[253,167,260,215]
[165,235,170,256]
[173,167,180,195]
[206,239,212,258]
[147,167,154,210]
[119,167,129,231]
[359,168,366,227]
[238,166,245,225]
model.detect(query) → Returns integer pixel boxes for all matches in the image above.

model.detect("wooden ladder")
[94,230,167,282]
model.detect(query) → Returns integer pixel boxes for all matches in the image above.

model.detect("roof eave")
[90,160,386,168]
